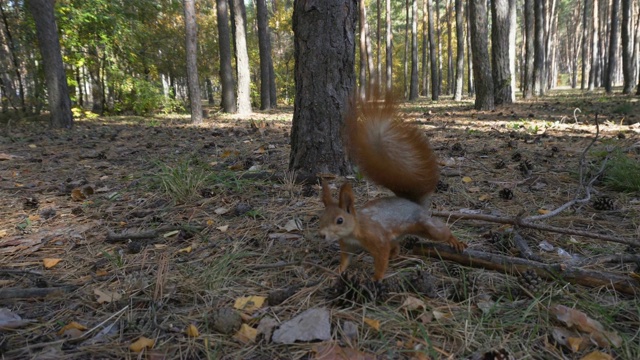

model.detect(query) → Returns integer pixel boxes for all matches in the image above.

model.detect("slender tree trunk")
[183,0,202,124]
[453,0,464,101]
[446,0,453,95]
[410,0,419,100]
[466,1,474,96]
[233,0,252,113]
[534,0,546,95]
[524,0,535,98]
[422,0,429,96]
[581,0,591,89]
[216,0,236,113]
[257,0,274,109]
[436,0,442,96]
[206,78,214,104]
[404,0,410,98]
[428,0,439,100]
[508,0,516,101]
[604,0,620,93]
[359,0,368,98]
[621,0,634,94]
[491,0,513,105]
[290,0,356,177]
[27,0,73,128]
[377,0,382,88]
[0,5,25,112]
[589,0,599,90]
[386,0,393,92]
[469,0,494,110]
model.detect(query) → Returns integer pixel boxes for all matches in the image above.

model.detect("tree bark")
[27,0,73,128]
[216,0,236,113]
[446,0,453,95]
[183,0,202,124]
[404,0,409,98]
[359,0,368,98]
[466,1,474,96]
[588,0,599,90]
[422,0,429,96]
[581,0,590,89]
[604,0,619,93]
[427,0,439,100]
[533,0,546,95]
[524,0,535,98]
[257,0,274,109]
[232,0,252,114]
[386,0,393,92]
[377,0,383,88]
[436,0,443,96]
[508,0,516,101]
[453,0,464,101]
[491,0,513,105]
[290,0,356,178]
[0,5,25,112]
[409,0,419,100]
[469,0,494,110]
[621,0,634,94]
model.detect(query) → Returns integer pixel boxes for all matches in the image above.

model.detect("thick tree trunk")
[386,0,393,92]
[453,0,464,101]
[233,0,252,114]
[533,0,546,96]
[409,0,419,100]
[491,0,513,105]
[216,0,236,113]
[621,0,634,94]
[290,0,356,178]
[427,0,439,100]
[469,0,494,110]
[604,0,620,93]
[27,0,73,128]
[257,0,274,109]
[183,0,202,124]
[524,0,535,98]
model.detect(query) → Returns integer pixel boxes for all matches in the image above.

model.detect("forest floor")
[0,88,639,360]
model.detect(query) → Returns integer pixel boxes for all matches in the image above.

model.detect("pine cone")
[518,269,544,294]
[499,188,514,200]
[592,196,614,211]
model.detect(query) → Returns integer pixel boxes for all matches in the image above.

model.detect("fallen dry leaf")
[234,295,266,313]
[43,258,62,269]
[363,317,380,331]
[233,324,258,343]
[401,296,426,311]
[462,176,473,183]
[550,304,622,348]
[216,225,229,232]
[94,288,123,304]
[185,324,199,337]
[312,342,376,360]
[71,188,86,201]
[130,336,155,352]
[57,321,88,335]
[177,245,192,253]
[580,351,614,360]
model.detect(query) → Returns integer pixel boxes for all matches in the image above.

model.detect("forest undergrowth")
[0,89,639,359]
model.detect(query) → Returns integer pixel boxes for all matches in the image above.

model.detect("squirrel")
[319,93,467,281]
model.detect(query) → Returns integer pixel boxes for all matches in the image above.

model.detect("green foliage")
[603,150,640,193]
[612,103,636,115]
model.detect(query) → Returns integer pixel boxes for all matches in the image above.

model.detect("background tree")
[621,0,633,94]
[289,0,356,178]
[604,0,619,94]
[534,0,546,95]
[183,0,202,124]
[27,0,73,128]
[257,0,275,109]
[421,0,429,96]
[217,0,236,113]
[427,0,438,100]
[385,0,393,92]
[453,0,464,101]
[469,0,494,110]
[232,0,252,114]
[580,0,590,89]
[491,0,513,105]
[409,0,418,100]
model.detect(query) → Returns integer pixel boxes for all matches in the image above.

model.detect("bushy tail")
[346,93,439,203]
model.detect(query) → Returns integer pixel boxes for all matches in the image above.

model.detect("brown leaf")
[57,321,87,335]
[71,188,86,201]
[550,304,622,347]
[233,324,258,343]
[185,324,199,337]
[234,295,266,313]
[363,317,380,331]
[312,343,376,360]
[580,351,614,360]
[43,258,62,269]
[94,288,123,304]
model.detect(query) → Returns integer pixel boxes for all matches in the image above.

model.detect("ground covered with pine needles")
[1,88,639,359]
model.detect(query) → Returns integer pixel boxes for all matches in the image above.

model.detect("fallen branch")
[432,210,640,248]
[106,225,204,243]
[0,286,77,300]
[412,242,639,295]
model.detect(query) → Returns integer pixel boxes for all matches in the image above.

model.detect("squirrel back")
[346,94,439,203]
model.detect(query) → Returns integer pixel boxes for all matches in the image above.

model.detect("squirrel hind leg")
[447,234,467,253]
[416,217,467,252]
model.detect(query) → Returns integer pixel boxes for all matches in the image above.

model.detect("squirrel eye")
[336,217,344,225]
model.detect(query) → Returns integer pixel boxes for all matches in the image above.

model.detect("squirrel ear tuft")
[321,179,334,206]
[338,182,356,214]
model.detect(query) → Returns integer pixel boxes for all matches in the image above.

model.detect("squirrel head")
[318,181,357,242]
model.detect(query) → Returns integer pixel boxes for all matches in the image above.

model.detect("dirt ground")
[1,89,639,359]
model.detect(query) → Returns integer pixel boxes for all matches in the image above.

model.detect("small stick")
[0,286,77,300]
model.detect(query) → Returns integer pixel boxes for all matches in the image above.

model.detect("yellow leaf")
[206,219,214,226]
[567,336,584,352]
[28,215,41,221]
[43,258,62,269]
[28,144,37,148]
[462,176,473,183]
[580,351,614,360]
[0,229,7,238]
[57,321,88,335]
[233,324,258,343]
[538,209,550,215]
[130,336,155,352]
[233,295,266,313]
[363,317,380,331]
[178,246,192,253]
[119,221,127,227]
[478,194,491,201]
[468,186,480,193]
[163,230,180,238]
[185,324,199,337]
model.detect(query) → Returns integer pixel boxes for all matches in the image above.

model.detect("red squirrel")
[319,94,467,281]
